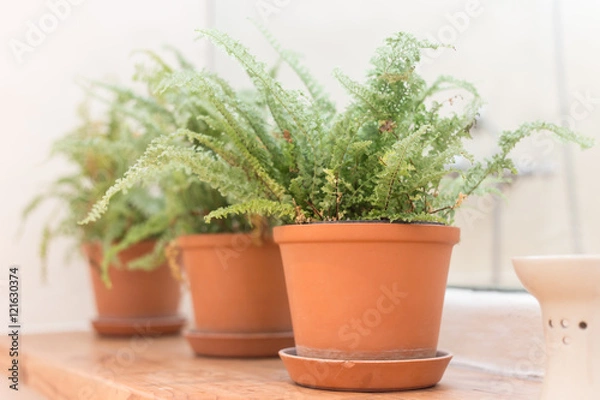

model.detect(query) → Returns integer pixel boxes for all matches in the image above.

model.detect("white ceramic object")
[513,255,600,400]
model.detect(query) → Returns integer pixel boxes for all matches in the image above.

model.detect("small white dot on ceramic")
[561,319,569,328]
[563,336,572,345]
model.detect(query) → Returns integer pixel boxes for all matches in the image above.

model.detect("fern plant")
[81,29,593,229]
[22,97,168,285]
[25,50,251,286]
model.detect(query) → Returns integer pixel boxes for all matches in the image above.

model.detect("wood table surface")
[0,331,541,399]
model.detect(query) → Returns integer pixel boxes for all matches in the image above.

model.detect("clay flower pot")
[176,233,294,357]
[513,255,600,400]
[83,240,184,336]
[274,222,459,391]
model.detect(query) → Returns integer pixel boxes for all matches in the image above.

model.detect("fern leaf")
[374,125,430,211]
[252,20,336,116]
[206,199,295,222]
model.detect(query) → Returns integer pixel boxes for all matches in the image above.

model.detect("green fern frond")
[162,45,196,70]
[131,49,174,73]
[334,69,381,115]
[100,212,170,281]
[252,20,336,116]
[373,125,430,211]
[206,199,295,222]
[498,121,593,155]
[161,71,286,199]
[127,237,169,271]
[197,28,324,184]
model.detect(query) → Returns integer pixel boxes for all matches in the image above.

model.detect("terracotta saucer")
[279,347,452,392]
[91,315,186,337]
[184,330,295,357]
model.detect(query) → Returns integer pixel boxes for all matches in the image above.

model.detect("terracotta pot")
[177,233,294,356]
[83,241,183,335]
[274,222,460,361]
[513,255,600,400]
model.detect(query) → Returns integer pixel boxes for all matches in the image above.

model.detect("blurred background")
[1,0,599,331]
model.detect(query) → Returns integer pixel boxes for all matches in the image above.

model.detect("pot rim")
[513,254,600,262]
[273,222,459,245]
[296,220,446,225]
[175,232,274,249]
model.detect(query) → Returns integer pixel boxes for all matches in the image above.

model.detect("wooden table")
[0,332,541,399]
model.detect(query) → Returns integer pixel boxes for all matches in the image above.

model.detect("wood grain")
[0,332,541,399]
